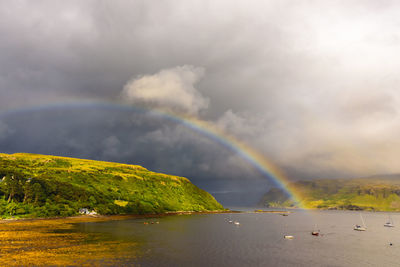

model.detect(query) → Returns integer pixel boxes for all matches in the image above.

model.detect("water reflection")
[73,211,400,266]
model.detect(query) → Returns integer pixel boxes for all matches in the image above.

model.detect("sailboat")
[311,231,320,236]
[354,213,367,231]
[384,215,394,227]
[311,224,320,236]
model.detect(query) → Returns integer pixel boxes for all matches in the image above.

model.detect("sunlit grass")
[263,178,400,211]
[0,153,224,218]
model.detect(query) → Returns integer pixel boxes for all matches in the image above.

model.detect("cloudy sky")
[1,0,400,205]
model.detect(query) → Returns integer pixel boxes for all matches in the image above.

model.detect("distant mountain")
[259,175,400,211]
[0,153,224,218]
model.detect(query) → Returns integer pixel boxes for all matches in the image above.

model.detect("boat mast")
[360,213,366,228]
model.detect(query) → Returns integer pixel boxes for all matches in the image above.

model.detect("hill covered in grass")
[0,153,223,218]
[259,175,400,211]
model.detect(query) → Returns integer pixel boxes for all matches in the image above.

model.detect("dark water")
[75,210,400,266]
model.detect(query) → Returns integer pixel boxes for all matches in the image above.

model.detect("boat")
[281,213,289,216]
[234,221,240,225]
[311,231,320,236]
[284,235,294,239]
[384,222,394,227]
[311,224,320,236]
[354,225,366,231]
[354,213,367,231]
[384,215,394,227]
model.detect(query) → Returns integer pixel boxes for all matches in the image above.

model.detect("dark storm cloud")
[0,121,13,140]
[0,107,269,205]
[2,0,400,205]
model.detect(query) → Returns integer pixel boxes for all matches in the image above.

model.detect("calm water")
[74,210,400,266]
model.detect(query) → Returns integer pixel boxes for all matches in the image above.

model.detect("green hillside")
[260,176,400,211]
[0,153,223,218]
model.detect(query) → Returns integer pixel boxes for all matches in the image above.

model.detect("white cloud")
[122,65,209,115]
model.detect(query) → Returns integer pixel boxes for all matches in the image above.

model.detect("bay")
[74,210,400,266]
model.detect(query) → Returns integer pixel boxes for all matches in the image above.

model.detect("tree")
[32,183,45,204]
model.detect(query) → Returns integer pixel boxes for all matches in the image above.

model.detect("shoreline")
[262,206,400,213]
[0,208,299,225]
[0,210,238,224]
[253,210,292,213]
[7,207,397,229]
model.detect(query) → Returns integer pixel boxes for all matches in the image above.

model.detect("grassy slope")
[0,153,223,218]
[260,176,400,211]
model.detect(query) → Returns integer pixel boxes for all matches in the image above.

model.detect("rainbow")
[0,100,306,208]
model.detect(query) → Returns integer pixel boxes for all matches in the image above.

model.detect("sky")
[1,0,400,205]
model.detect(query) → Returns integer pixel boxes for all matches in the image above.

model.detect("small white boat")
[284,235,294,239]
[384,215,395,227]
[234,221,240,225]
[384,222,394,227]
[354,213,367,231]
[354,225,366,231]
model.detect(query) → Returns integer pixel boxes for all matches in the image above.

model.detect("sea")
[73,209,400,266]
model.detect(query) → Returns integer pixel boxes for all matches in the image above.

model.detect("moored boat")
[353,225,366,231]
[311,224,320,236]
[354,213,367,231]
[384,222,394,227]
[384,215,394,227]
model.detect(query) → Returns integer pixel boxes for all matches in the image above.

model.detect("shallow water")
[74,210,400,266]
